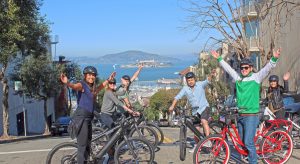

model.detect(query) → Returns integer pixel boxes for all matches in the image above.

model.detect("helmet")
[108,78,116,84]
[83,66,97,76]
[269,75,279,82]
[240,58,253,66]
[185,72,195,79]
[122,75,131,81]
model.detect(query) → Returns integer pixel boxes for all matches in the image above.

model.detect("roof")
[179,67,191,76]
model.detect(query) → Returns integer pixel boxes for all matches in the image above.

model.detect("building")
[222,0,300,93]
[0,42,56,136]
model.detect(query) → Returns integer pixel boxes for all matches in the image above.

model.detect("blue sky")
[40,0,212,60]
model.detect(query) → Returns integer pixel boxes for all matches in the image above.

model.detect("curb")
[0,134,51,144]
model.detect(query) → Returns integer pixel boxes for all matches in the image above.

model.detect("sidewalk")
[0,134,51,144]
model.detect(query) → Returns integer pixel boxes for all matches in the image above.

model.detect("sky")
[40,0,213,60]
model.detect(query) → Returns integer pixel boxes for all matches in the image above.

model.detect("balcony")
[232,1,259,22]
[246,36,260,52]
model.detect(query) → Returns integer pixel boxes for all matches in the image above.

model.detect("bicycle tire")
[114,137,155,164]
[46,142,78,164]
[179,125,187,161]
[260,129,293,164]
[129,125,159,149]
[292,117,300,139]
[193,134,230,164]
[146,122,164,145]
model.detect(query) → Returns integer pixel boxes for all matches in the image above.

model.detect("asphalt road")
[0,127,299,164]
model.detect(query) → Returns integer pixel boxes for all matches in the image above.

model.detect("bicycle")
[194,106,293,164]
[92,111,159,150]
[175,106,205,161]
[46,114,155,164]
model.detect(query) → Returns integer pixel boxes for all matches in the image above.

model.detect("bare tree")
[182,0,300,61]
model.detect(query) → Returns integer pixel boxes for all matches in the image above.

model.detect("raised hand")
[60,74,68,84]
[273,48,281,58]
[283,72,290,81]
[211,50,220,59]
[108,72,116,81]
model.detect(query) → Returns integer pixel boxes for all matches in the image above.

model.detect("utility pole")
[51,35,59,60]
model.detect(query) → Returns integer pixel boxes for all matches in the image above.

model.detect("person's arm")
[107,91,135,114]
[123,97,132,108]
[256,49,281,82]
[202,69,217,88]
[282,72,290,93]
[61,74,83,91]
[168,88,185,113]
[131,65,143,82]
[211,50,240,81]
[95,72,116,94]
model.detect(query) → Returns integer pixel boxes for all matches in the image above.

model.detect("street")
[0,127,299,164]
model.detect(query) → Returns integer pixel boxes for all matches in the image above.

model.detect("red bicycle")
[194,107,293,164]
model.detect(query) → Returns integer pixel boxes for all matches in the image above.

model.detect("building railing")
[245,36,260,52]
[233,0,261,21]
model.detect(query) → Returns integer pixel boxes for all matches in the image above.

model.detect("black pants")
[77,119,92,164]
[275,108,286,119]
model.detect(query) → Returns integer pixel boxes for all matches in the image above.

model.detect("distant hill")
[69,50,181,64]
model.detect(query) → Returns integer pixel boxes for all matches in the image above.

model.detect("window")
[245,20,259,38]
[250,52,260,70]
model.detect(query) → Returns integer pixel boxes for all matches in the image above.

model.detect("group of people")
[169,48,285,164]
[61,65,143,163]
[62,47,286,164]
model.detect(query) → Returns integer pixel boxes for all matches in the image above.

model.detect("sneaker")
[188,146,196,153]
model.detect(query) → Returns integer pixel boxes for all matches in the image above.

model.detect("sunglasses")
[240,66,250,70]
[109,82,116,85]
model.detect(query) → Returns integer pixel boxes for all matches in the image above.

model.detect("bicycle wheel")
[260,129,293,164]
[46,142,78,164]
[129,125,159,149]
[292,117,300,140]
[193,134,230,164]
[114,137,155,164]
[90,127,109,158]
[179,125,187,161]
[146,122,164,145]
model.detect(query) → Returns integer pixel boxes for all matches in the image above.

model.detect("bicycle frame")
[92,116,138,160]
[219,118,286,157]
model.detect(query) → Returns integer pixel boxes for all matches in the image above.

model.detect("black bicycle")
[46,115,155,164]
[175,106,205,161]
[92,112,159,150]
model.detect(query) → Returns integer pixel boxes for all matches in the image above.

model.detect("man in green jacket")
[211,49,281,164]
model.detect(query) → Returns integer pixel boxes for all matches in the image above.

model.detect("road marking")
[163,136,175,143]
[0,149,52,155]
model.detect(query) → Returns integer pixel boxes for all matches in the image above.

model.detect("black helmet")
[185,72,195,79]
[269,75,279,82]
[122,75,131,81]
[83,66,97,76]
[108,78,116,84]
[240,58,253,66]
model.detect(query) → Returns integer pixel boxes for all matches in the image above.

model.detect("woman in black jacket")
[267,72,290,118]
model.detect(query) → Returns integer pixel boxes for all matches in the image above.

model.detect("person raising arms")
[60,66,115,164]
[211,49,281,164]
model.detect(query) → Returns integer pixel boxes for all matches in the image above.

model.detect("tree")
[18,55,61,134]
[0,0,50,137]
[0,0,24,138]
[196,57,230,105]
[149,89,187,119]
[182,0,300,60]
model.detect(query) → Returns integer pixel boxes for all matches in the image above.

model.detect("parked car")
[158,119,169,127]
[50,116,71,136]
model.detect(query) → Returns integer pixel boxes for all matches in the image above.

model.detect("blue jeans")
[237,115,259,164]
